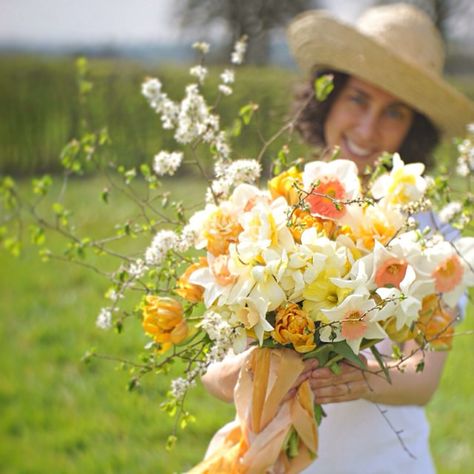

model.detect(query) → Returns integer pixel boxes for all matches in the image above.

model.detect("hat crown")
[357,3,445,74]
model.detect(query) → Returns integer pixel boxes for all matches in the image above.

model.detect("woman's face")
[324,77,415,172]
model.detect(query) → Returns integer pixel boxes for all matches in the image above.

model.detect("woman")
[202,4,474,473]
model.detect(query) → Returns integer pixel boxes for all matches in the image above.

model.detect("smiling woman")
[294,70,440,170]
[323,77,415,172]
[201,4,474,474]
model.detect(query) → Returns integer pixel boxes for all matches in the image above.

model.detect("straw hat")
[287,3,474,137]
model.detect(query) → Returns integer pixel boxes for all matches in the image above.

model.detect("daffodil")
[302,159,360,220]
[320,294,387,354]
[371,154,427,205]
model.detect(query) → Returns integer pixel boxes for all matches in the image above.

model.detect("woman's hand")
[309,358,370,404]
[282,358,319,402]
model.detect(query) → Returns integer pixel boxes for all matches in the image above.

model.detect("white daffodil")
[237,197,293,262]
[231,297,273,345]
[320,293,387,354]
[302,159,361,220]
[371,154,427,205]
[414,237,474,307]
[229,183,270,213]
[341,201,405,251]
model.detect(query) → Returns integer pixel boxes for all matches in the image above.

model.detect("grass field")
[0,176,473,473]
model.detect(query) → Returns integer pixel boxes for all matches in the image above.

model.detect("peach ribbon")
[188,348,318,474]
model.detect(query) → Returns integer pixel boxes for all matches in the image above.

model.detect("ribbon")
[188,347,318,473]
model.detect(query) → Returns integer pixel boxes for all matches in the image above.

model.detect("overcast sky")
[0,0,375,45]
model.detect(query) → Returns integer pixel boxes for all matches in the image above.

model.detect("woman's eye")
[349,94,366,105]
[385,107,404,120]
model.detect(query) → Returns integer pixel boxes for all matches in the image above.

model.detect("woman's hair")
[293,70,440,168]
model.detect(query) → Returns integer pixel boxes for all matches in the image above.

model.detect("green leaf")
[314,403,326,425]
[101,188,109,204]
[29,225,45,246]
[331,341,366,369]
[98,127,110,145]
[314,74,334,101]
[127,377,140,392]
[329,362,342,375]
[392,344,402,360]
[231,118,242,137]
[370,345,391,383]
[32,175,52,196]
[284,428,299,459]
[416,360,425,373]
[239,102,258,125]
[166,435,177,451]
[302,343,334,366]
[4,237,21,257]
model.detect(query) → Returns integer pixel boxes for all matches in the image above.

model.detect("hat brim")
[287,10,474,137]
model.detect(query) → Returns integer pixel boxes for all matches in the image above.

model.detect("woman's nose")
[355,111,378,142]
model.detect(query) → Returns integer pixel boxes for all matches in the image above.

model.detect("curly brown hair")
[293,70,440,168]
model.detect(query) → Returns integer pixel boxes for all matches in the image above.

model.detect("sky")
[0,0,375,46]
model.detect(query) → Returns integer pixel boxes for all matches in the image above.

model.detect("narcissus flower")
[272,303,316,353]
[320,294,387,353]
[302,159,360,220]
[371,154,427,205]
[142,296,188,352]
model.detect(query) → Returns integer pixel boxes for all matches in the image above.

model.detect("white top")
[301,339,435,473]
[301,400,435,474]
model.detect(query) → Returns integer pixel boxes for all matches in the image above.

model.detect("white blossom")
[439,201,463,223]
[192,42,210,54]
[174,84,219,144]
[231,37,247,65]
[145,230,179,266]
[190,65,208,84]
[153,151,183,176]
[205,178,232,204]
[178,225,198,251]
[456,159,470,177]
[170,377,194,401]
[213,132,231,160]
[129,258,147,278]
[220,69,235,84]
[96,307,113,330]
[141,78,163,102]
[218,84,233,96]
[226,159,261,185]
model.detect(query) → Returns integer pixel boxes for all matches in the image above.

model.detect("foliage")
[0,54,311,176]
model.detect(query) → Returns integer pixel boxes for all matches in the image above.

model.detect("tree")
[178,0,317,65]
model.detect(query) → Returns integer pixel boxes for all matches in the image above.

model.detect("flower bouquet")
[2,39,474,474]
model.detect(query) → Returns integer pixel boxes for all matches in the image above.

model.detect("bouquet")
[2,39,474,474]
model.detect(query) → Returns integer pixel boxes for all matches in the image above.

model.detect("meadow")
[1,55,473,473]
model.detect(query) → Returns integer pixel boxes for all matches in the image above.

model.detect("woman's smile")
[324,77,415,172]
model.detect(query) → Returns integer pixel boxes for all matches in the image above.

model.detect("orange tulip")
[272,303,316,353]
[142,295,188,352]
[268,166,302,205]
[175,257,207,303]
[416,294,455,350]
[204,208,242,256]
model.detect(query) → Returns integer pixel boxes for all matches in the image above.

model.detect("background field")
[1,55,473,473]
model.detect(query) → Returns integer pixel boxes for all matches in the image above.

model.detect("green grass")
[1,176,474,473]
[0,176,235,473]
